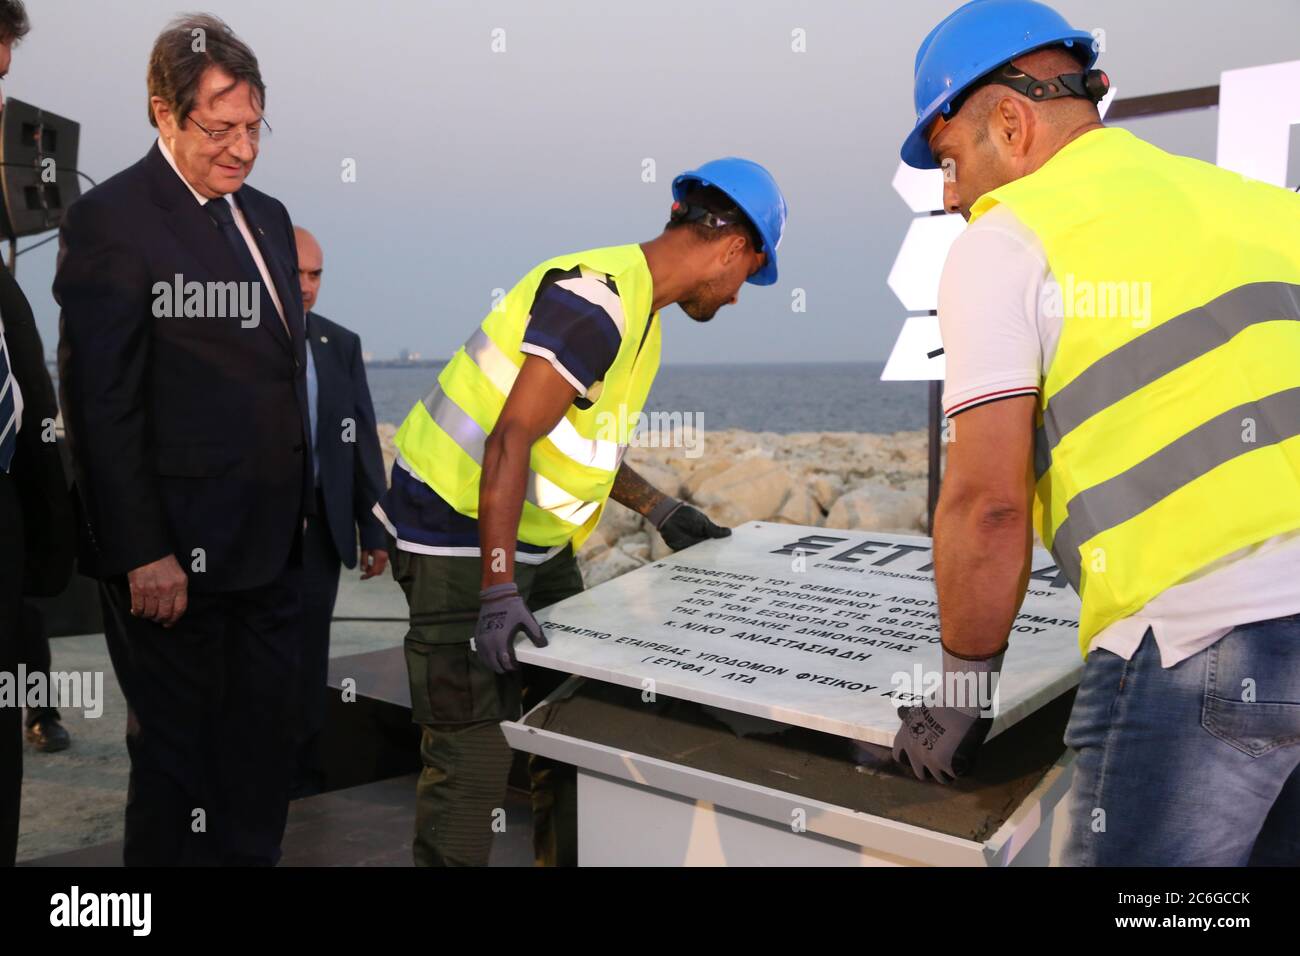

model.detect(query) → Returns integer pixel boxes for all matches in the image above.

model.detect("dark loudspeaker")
[0,98,81,240]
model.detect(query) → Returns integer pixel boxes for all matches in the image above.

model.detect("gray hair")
[147,13,265,129]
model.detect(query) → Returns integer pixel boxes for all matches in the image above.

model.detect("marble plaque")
[519,521,1083,746]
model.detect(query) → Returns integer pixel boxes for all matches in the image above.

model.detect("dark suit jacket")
[54,143,313,591]
[307,311,386,569]
[0,268,73,597]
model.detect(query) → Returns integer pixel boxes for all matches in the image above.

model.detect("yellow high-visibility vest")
[393,244,661,552]
[969,128,1300,654]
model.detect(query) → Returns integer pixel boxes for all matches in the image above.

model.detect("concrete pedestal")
[503,676,1077,867]
[574,767,1073,866]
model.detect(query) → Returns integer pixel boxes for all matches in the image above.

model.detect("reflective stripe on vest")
[392,244,660,551]
[410,384,605,526]
[969,128,1300,653]
[460,328,623,472]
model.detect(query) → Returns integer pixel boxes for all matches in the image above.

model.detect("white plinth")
[574,768,1074,866]
[502,675,1076,867]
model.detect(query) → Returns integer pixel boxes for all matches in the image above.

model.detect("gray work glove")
[648,496,731,552]
[891,645,1005,784]
[473,582,547,674]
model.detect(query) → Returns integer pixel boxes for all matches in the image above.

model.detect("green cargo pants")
[389,541,583,867]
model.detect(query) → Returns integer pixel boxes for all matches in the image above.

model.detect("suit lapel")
[306,311,326,452]
[234,192,299,358]
[306,312,324,371]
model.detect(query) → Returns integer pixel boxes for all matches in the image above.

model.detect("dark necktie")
[203,197,286,336]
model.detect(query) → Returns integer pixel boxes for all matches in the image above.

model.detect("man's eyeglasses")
[185,115,272,145]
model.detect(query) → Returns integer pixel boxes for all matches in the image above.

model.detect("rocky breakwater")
[375,424,935,588]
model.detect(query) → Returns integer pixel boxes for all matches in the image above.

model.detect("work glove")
[648,496,731,552]
[891,645,1005,784]
[473,582,548,674]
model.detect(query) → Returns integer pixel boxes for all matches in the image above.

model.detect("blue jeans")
[1063,613,1300,865]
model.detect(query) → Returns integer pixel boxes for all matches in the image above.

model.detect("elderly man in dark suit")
[55,14,311,866]
[293,225,388,796]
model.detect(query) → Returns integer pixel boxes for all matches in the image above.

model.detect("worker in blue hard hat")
[891,0,1300,867]
[377,156,787,866]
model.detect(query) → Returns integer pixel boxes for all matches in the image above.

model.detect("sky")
[7,0,1300,364]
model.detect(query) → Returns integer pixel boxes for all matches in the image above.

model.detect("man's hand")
[648,496,731,552]
[609,467,731,552]
[892,702,992,785]
[359,548,389,580]
[126,554,188,628]
[891,646,1004,784]
[473,582,548,674]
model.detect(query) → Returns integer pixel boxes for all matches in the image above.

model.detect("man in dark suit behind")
[293,226,388,796]
[55,14,311,865]
[0,0,75,868]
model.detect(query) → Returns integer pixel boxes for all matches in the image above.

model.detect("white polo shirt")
[938,203,1300,666]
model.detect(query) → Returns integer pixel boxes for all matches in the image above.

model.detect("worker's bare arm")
[610,464,671,517]
[478,356,578,587]
[933,394,1037,658]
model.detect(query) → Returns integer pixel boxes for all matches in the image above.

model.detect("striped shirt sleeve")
[521,268,625,397]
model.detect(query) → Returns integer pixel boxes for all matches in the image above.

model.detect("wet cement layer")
[525,679,1076,843]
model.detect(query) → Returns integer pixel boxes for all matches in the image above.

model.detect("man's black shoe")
[25,714,71,753]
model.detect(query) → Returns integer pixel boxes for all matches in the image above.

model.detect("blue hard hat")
[672,157,787,286]
[901,0,1098,169]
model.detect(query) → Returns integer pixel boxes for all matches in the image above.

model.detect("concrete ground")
[16,572,409,864]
